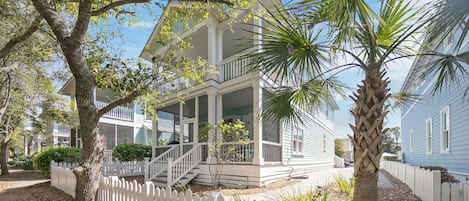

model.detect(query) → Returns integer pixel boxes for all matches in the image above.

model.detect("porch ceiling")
[223,87,253,110]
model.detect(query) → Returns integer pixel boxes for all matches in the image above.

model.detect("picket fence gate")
[50,161,226,201]
[381,161,469,201]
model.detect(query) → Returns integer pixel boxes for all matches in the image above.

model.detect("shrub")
[334,174,354,197]
[16,155,34,170]
[421,166,459,183]
[112,144,151,162]
[33,146,82,177]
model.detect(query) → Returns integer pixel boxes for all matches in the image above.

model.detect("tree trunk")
[350,65,390,201]
[61,44,104,201]
[0,141,9,175]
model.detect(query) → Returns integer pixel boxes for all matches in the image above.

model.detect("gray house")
[400,35,469,182]
[140,0,339,187]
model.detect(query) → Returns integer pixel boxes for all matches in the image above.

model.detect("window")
[323,134,327,152]
[292,126,304,155]
[409,130,414,153]
[426,118,432,154]
[440,106,450,153]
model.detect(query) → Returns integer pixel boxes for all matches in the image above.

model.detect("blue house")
[400,37,469,182]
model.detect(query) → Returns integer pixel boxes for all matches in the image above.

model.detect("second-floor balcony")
[158,50,253,95]
[96,101,134,121]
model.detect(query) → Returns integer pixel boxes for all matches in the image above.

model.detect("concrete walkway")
[228,167,354,201]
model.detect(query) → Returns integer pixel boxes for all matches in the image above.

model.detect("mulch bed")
[0,168,73,201]
[378,170,421,201]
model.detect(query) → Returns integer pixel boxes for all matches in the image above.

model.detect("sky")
[93,1,419,138]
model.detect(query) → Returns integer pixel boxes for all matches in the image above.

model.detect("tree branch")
[97,90,140,117]
[0,16,42,59]
[32,0,71,43]
[90,0,234,16]
[90,0,150,16]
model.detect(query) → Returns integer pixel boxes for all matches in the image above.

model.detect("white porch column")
[253,80,264,165]
[207,90,217,163]
[216,93,223,122]
[194,97,199,144]
[207,16,218,81]
[152,115,158,158]
[179,102,184,154]
[253,8,262,50]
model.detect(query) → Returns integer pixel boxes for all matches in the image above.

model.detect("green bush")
[112,144,151,162]
[33,146,82,177]
[16,155,34,170]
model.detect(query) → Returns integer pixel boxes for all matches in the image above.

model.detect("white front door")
[180,119,196,153]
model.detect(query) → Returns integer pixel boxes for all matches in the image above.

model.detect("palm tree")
[246,0,468,200]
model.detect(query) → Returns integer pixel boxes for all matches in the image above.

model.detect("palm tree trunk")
[350,65,390,201]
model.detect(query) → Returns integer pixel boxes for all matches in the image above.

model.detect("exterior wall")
[281,111,335,168]
[401,67,469,175]
[193,164,261,187]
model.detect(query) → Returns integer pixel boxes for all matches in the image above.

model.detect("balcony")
[158,50,254,95]
[96,101,134,121]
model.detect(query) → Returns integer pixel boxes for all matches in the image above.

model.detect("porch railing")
[103,150,113,162]
[96,101,134,121]
[167,144,202,186]
[263,141,282,162]
[145,146,180,181]
[200,141,254,164]
[219,52,253,82]
[154,145,175,157]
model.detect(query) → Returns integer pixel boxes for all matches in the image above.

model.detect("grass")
[277,188,329,201]
[333,174,354,197]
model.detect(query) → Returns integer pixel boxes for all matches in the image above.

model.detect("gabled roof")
[139,2,232,61]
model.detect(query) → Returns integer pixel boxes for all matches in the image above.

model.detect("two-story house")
[400,32,469,182]
[140,1,339,187]
[57,79,153,160]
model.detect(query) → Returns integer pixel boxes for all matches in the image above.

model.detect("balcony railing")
[96,101,134,121]
[157,49,255,95]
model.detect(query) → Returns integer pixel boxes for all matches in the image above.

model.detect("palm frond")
[262,77,345,124]
[424,0,469,52]
[244,3,329,84]
[419,51,469,95]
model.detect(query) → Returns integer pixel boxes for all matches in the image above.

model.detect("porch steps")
[147,145,203,187]
[152,167,201,187]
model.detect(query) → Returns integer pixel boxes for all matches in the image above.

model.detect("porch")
[152,87,282,165]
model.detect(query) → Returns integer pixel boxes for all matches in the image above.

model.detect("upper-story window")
[440,106,450,153]
[426,118,432,155]
[292,126,304,155]
[409,129,414,153]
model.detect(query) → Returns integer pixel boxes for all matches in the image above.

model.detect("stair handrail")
[167,144,202,186]
[145,145,180,181]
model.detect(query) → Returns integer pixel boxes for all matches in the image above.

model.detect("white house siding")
[192,164,261,187]
[401,70,469,175]
[281,111,335,169]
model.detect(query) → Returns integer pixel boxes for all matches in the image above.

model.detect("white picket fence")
[50,162,226,200]
[98,177,225,201]
[381,161,469,201]
[103,160,145,177]
[51,161,78,197]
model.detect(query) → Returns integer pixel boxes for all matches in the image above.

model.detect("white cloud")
[127,21,155,29]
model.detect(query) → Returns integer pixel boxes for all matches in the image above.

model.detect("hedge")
[33,146,82,177]
[112,144,151,162]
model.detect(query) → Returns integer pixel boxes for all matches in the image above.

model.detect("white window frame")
[409,129,414,153]
[440,106,450,153]
[292,126,304,155]
[426,118,433,155]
